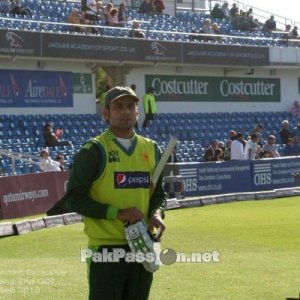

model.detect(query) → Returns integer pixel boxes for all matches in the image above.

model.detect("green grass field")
[0,197,300,300]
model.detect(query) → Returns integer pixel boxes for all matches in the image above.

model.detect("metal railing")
[175,0,298,30]
[0,149,41,175]
[1,14,299,47]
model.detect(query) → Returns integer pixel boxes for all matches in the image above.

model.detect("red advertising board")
[0,171,69,219]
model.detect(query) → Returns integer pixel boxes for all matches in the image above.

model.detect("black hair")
[44,123,52,130]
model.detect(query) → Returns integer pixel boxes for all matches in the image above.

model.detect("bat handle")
[149,182,156,198]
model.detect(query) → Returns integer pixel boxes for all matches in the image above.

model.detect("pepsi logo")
[116,173,127,186]
[114,171,150,189]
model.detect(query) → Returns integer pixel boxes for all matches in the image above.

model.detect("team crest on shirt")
[114,172,150,189]
[140,151,150,163]
[108,151,120,162]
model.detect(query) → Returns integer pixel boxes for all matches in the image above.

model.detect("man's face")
[268,137,275,145]
[211,142,218,149]
[103,96,138,131]
[41,152,49,158]
[255,136,260,143]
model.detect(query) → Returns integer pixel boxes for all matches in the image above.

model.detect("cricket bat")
[150,136,178,196]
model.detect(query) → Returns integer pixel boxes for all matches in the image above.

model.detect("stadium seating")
[0,1,296,47]
[0,111,293,175]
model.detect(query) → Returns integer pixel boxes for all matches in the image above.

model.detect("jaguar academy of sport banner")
[0,29,269,66]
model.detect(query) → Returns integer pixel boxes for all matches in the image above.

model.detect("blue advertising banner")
[251,158,300,191]
[0,70,73,107]
[176,157,300,197]
[178,161,252,197]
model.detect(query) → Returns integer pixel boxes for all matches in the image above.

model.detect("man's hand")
[117,207,144,224]
[149,209,165,240]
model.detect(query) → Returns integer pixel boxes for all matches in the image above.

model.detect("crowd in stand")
[1,0,299,43]
[210,2,261,32]
[203,117,300,162]
[39,148,65,172]
[0,0,32,17]
[65,0,165,36]
[189,1,299,43]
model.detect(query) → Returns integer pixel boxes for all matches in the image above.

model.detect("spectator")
[149,0,157,14]
[142,86,157,128]
[262,135,280,157]
[246,8,253,17]
[199,18,215,42]
[224,139,232,160]
[248,14,260,31]
[153,0,165,14]
[229,3,238,18]
[230,133,245,160]
[204,140,224,161]
[68,9,82,32]
[252,123,264,146]
[244,133,260,160]
[84,0,99,33]
[117,2,129,26]
[218,141,230,160]
[212,22,221,34]
[10,0,32,17]
[252,123,264,135]
[279,120,294,144]
[103,2,113,25]
[231,11,243,31]
[128,21,145,38]
[282,138,298,156]
[96,0,105,20]
[282,24,293,43]
[107,8,119,26]
[260,151,273,158]
[284,24,292,35]
[211,3,224,19]
[212,22,222,41]
[290,100,299,119]
[229,129,237,141]
[138,0,152,14]
[85,0,98,21]
[68,9,91,33]
[43,123,71,147]
[238,11,251,31]
[291,26,299,39]
[55,154,65,171]
[0,0,11,14]
[39,149,61,172]
[263,15,276,33]
[221,2,230,20]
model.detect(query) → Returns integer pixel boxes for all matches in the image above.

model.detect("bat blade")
[152,136,177,186]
